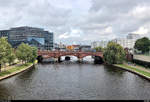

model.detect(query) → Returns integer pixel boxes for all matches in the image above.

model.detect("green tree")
[94,46,104,52]
[16,43,37,63]
[7,48,16,65]
[16,43,31,63]
[134,37,150,54]
[103,41,126,64]
[30,46,38,63]
[0,37,14,71]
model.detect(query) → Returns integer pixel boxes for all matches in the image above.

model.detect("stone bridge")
[37,50,103,63]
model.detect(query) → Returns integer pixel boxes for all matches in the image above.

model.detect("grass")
[0,62,33,77]
[115,64,150,77]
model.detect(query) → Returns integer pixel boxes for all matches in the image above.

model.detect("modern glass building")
[27,37,45,50]
[0,26,54,50]
[0,30,9,38]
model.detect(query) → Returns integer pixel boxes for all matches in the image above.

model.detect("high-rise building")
[0,26,54,50]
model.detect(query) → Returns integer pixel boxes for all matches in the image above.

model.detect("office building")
[0,30,9,38]
[0,26,54,50]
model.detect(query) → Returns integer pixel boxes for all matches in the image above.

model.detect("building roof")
[10,26,44,31]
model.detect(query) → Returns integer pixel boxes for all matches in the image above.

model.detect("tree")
[103,41,126,64]
[29,46,38,63]
[94,46,104,52]
[7,48,16,65]
[0,37,14,71]
[16,43,31,63]
[16,43,37,63]
[134,37,150,54]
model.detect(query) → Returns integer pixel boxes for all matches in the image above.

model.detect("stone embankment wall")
[133,55,150,67]
[134,55,150,62]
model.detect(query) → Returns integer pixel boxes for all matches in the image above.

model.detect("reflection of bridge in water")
[37,50,104,64]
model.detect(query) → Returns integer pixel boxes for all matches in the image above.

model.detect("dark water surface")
[0,62,150,100]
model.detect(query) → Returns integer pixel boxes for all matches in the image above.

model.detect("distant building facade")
[91,41,108,49]
[111,33,142,53]
[79,45,91,52]
[0,26,54,50]
[66,45,80,51]
[127,33,141,40]
[54,43,59,50]
[0,30,9,38]
[58,42,66,51]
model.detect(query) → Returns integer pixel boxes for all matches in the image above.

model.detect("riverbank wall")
[133,55,150,68]
[133,59,150,68]
[113,64,150,81]
[0,62,37,81]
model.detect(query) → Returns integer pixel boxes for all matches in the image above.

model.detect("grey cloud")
[76,0,150,40]
[0,0,150,44]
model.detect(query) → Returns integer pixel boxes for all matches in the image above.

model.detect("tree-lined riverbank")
[0,60,37,81]
[0,37,38,81]
[0,37,38,72]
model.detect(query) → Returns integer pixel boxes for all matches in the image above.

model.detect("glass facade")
[0,30,9,38]
[0,26,54,50]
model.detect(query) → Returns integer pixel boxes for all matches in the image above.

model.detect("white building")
[112,38,136,49]
[91,41,108,48]
[127,33,141,40]
[111,33,142,53]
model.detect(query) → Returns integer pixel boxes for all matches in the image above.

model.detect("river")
[0,57,150,100]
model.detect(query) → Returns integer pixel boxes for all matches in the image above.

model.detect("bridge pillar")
[94,56,103,64]
[37,56,43,63]
[54,58,59,62]
[58,57,62,63]
[78,58,83,63]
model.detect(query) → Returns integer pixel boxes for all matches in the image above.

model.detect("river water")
[0,57,150,100]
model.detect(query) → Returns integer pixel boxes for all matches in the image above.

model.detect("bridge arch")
[59,55,78,61]
[37,55,43,63]
[93,56,104,64]
[37,50,103,63]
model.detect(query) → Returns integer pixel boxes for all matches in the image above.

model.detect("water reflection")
[0,62,150,100]
[104,65,125,76]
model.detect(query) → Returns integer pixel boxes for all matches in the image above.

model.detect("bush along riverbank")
[114,63,150,80]
[0,60,37,81]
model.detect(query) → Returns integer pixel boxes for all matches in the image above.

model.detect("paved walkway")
[1,62,22,72]
[124,62,150,73]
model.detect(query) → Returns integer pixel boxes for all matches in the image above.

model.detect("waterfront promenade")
[0,61,37,81]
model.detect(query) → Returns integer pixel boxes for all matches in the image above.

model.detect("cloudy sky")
[0,0,150,45]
